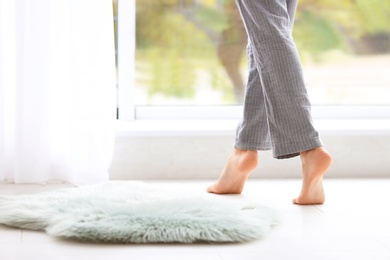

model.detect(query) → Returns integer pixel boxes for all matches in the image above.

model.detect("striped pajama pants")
[234,0,323,159]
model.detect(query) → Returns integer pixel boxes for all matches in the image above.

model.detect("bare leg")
[293,147,332,205]
[207,148,258,194]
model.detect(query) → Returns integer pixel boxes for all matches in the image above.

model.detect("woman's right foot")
[293,147,332,205]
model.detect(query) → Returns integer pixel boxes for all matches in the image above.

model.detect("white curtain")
[0,0,116,184]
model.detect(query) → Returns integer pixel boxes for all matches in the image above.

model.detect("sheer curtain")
[0,0,116,184]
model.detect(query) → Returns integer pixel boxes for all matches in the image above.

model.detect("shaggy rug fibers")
[0,181,279,244]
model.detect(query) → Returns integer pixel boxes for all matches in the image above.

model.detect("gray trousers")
[234,0,322,159]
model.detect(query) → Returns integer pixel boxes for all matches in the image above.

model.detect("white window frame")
[117,0,390,123]
[117,0,135,121]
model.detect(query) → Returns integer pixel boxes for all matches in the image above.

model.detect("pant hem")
[234,141,273,151]
[273,138,323,159]
[234,138,323,159]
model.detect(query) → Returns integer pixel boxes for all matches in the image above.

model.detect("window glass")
[127,0,390,105]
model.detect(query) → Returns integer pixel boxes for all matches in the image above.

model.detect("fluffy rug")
[0,181,279,244]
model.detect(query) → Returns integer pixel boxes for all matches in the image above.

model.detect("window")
[115,0,390,120]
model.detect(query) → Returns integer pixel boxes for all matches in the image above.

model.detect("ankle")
[300,147,331,164]
[300,147,332,180]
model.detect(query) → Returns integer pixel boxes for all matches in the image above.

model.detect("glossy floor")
[1,179,389,260]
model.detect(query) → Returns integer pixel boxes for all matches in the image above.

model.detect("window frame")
[117,0,135,121]
[116,0,390,122]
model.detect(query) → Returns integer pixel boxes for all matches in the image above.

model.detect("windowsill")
[116,120,237,136]
[115,119,390,137]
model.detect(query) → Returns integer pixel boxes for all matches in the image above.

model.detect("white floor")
[1,179,390,260]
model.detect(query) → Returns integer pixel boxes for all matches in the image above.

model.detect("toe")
[207,185,215,193]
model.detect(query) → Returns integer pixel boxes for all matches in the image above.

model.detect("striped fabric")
[234,0,323,159]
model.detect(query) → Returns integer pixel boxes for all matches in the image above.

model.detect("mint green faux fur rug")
[0,181,279,243]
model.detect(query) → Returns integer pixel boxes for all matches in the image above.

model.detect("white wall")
[109,133,390,180]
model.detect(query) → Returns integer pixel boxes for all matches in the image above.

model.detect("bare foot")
[207,148,258,194]
[293,147,332,205]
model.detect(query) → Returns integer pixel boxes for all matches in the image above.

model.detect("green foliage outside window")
[130,0,390,103]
